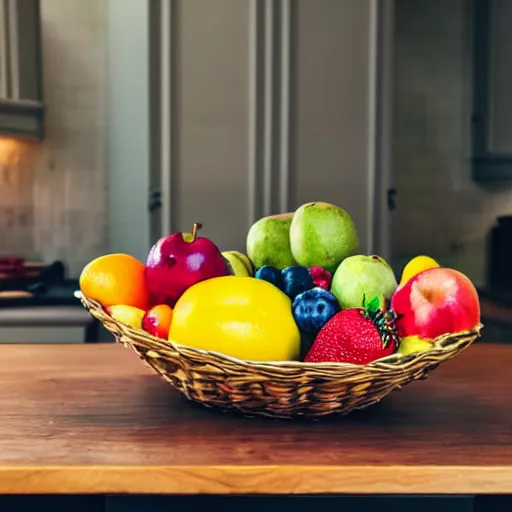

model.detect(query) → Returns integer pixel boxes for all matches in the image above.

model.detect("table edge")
[1,465,511,495]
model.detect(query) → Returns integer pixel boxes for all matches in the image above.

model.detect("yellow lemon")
[169,276,301,362]
[399,255,440,286]
[107,304,145,329]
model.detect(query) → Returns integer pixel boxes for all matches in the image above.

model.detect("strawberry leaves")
[361,295,398,348]
[365,296,382,315]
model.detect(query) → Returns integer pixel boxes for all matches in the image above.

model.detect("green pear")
[398,335,433,356]
[222,251,254,277]
[331,254,397,309]
[289,202,359,273]
[246,213,297,270]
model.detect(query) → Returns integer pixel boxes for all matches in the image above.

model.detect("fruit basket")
[77,204,484,419]
[77,291,482,420]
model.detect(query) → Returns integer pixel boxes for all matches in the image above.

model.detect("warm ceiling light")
[0,137,37,167]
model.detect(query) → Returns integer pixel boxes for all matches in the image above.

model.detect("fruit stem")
[191,223,202,242]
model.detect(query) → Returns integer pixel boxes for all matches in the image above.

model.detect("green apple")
[222,251,254,277]
[289,202,359,273]
[246,213,297,270]
[398,335,433,356]
[331,254,397,309]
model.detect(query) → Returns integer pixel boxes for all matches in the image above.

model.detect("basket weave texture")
[78,292,483,419]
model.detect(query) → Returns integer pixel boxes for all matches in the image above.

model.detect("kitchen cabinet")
[0,306,96,343]
[0,0,44,139]
[472,0,512,181]
[107,0,394,261]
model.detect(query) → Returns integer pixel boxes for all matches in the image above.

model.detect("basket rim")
[75,290,483,371]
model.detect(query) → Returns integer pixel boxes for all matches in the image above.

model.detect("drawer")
[0,306,95,343]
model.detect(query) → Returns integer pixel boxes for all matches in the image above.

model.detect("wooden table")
[1,343,511,510]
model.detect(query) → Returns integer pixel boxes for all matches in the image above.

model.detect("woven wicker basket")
[77,291,483,419]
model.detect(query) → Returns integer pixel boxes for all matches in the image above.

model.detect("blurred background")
[0,0,510,342]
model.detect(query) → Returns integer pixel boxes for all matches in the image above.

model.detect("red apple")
[145,223,229,307]
[142,304,173,339]
[391,267,480,339]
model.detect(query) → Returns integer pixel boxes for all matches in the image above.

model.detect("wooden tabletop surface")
[0,341,511,495]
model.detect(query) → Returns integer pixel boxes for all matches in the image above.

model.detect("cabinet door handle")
[148,190,162,212]
[148,198,162,212]
[387,187,397,212]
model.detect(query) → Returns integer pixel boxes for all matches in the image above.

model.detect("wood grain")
[0,343,511,495]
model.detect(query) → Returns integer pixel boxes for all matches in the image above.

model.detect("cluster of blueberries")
[255,265,341,340]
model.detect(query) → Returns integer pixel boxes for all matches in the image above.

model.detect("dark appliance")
[488,215,512,292]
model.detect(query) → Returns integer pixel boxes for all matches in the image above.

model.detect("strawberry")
[304,296,398,364]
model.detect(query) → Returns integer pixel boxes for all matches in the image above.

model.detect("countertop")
[0,342,511,495]
[0,280,82,307]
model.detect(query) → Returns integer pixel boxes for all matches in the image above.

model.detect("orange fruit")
[79,253,151,309]
[106,305,146,329]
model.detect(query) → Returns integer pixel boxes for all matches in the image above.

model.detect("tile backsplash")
[0,0,108,277]
[0,139,37,256]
